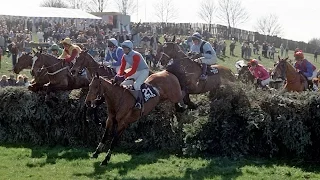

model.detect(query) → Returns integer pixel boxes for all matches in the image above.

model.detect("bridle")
[92,77,125,113]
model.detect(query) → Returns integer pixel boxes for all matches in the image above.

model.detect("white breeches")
[120,69,149,90]
[261,78,271,86]
[307,70,317,80]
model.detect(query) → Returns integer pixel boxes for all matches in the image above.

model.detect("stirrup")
[134,102,142,109]
[199,74,207,80]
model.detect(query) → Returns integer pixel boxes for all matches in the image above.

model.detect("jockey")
[248,59,271,88]
[115,40,149,109]
[294,50,317,84]
[189,32,217,80]
[59,37,82,66]
[104,38,124,72]
[49,44,63,57]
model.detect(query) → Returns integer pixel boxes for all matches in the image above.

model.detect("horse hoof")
[100,160,108,166]
[91,153,99,159]
[187,104,198,110]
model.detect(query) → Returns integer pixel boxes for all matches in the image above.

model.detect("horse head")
[86,72,103,108]
[14,52,33,74]
[158,42,183,66]
[272,56,290,80]
[71,50,89,76]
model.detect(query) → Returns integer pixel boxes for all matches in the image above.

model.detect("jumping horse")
[31,52,90,99]
[13,52,49,92]
[157,39,236,109]
[86,70,185,166]
[272,56,309,92]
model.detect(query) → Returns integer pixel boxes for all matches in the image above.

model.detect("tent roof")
[0,7,101,20]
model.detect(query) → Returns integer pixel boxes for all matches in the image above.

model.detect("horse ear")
[285,57,289,61]
[278,55,281,61]
[172,36,176,42]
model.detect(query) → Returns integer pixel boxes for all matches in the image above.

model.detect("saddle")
[127,83,159,111]
[205,65,219,76]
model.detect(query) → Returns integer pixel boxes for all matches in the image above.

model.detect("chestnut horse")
[272,57,308,92]
[31,52,90,95]
[157,41,236,109]
[14,52,49,92]
[86,71,184,166]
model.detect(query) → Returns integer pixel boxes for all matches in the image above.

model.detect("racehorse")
[31,52,90,96]
[235,60,255,84]
[272,56,308,92]
[13,52,49,92]
[70,50,116,80]
[71,50,155,79]
[86,71,184,166]
[156,40,236,109]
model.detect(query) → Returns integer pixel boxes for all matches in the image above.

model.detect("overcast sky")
[4,0,320,42]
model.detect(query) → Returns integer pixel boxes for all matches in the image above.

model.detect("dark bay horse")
[70,50,116,80]
[157,41,236,109]
[31,52,90,95]
[86,71,184,166]
[14,52,49,92]
[272,57,307,92]
[71,50,155,79]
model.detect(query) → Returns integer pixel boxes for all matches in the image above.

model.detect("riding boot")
[199,63,207,80]
[128,90,143,110]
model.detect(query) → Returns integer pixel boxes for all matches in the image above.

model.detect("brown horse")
[70,50,116,80]
[71,50,155,79]
[272,57,308,92]
[31,52,90,95]
[157,41,236,109]
[14,52,50,92]
[86,70,184,166]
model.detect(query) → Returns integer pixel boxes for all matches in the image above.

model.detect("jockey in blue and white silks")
[294,51,317,80]
[105,38,124,72]
[190,32,217,80]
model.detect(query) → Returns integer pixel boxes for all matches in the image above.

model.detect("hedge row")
[1,83,320,159]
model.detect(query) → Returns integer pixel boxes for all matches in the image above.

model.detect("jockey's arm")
[304,61,314,77]
[59,49,68,59]
[65,49,78,63]
[124,55,140,78]
[201,43,217,60]
[118,56,127,75]
[114,49,124,66]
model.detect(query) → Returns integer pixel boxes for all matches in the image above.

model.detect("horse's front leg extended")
[100,121,125,166]
[92,117,113,158]
[183,93,197,110]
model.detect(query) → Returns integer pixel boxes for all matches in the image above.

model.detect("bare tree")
[115,0,136,15]
[153,0,178,23]
[198,0,215,32]
[309,38,320,47]
[40,0,68,8]
[217,0,249,33]
[85,0,108,12]
[67,0,85,9]
[255,14,282,36]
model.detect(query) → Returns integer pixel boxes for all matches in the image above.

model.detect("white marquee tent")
[0,7,101,20]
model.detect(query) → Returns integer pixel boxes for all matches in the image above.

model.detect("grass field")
[1,144,320,180]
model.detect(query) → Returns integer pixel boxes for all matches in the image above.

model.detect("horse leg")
[100,121,125,166]
[92,117,113,158]
[184,93,197,110]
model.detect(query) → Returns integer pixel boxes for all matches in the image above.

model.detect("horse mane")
[38,52,60,60]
